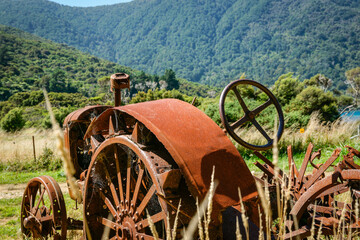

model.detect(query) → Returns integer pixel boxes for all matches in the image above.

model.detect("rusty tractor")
[21,73,360,239]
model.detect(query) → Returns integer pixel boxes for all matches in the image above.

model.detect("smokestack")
[110,73,130,107]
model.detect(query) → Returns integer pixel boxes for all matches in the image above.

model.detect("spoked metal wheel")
[21,176,67,240]
[83,136,169,240]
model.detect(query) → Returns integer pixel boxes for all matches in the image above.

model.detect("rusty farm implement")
[20,73,360,239]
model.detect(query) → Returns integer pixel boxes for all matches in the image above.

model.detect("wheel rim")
[219,79,284,151]
[21,176,67,240]
[83,136,168,240]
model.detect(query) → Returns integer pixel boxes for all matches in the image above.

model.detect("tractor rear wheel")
[83,136,169,240]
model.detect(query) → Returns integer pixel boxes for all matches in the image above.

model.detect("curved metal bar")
[289,172,340,223]
[341,169,360,181]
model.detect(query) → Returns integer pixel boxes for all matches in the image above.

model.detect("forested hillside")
[0,0,359,87]
[0,25,216,101]
[0,25,219,130]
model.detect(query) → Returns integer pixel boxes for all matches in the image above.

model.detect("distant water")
[341,110,360,121]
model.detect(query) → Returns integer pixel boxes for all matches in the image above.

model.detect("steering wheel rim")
[219,79,284,151]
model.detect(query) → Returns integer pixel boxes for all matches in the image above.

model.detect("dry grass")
[0,128,57,163]
[281,113,359,149]
[234,113,359,154]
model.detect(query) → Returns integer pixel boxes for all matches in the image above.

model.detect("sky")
[49,0,132,7]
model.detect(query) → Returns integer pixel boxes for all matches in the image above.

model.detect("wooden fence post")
[32,136,36,162]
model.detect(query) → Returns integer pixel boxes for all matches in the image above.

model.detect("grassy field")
[0,116,359,239]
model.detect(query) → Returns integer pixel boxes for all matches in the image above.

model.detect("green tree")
[162,69,179,90]
[0,46,11,66]
[49,69,67,92]
[345,67,360,106]
[0,107,25,132]
[272,73,302,105]
[289,86,338,122]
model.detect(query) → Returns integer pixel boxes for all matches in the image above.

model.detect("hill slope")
[0,24,135,100]
[0,0,359,87]
[0,25,217,101]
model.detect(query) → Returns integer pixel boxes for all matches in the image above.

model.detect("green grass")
[0,197,22,238]
[0,170,66,184]
[0,193,81,239]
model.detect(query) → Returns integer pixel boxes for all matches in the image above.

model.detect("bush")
[290,86,339,121]
[0,107,25,132]
[41,106,76,128]
[272,73,302,105]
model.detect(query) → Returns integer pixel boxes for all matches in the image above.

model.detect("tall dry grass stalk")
[147,210,160,240]
[236,217,242,240]
[170,199,182,240]
[196,198,204,240]
[238,188,249,240]
[255,180,272,240]
[43,90,82,203]
[258,206,264,240]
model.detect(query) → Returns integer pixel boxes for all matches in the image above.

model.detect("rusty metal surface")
[116,99,258,220]
[110,73,130,107]
[63,105,111,127]
[85,99,258,225]
[255,143,360,239]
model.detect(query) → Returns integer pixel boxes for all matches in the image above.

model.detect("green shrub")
[272,73,302,105]
[0,107,25,132]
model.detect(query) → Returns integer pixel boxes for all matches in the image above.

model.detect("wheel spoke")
[132,164,145,210]
[104,167,121,210]
[232,87,249,113]
[231,115,250,130]
[40,186,45,206]
[114,147,125,206]
[251,99,272,116]
[40,214,53,222]
[136,211,166,230]
[135,185,156,220]
[33,187,46,216]
[99,191,119,219]
[126,155,132,209]
[96,216,116,230]
[251,118,272,142]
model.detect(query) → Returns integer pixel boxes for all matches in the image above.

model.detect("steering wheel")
[219,79,284,151]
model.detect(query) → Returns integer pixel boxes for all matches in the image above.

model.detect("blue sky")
[49,0,132,7]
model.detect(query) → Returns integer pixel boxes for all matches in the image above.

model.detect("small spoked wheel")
[219,79,284,151]
[83,136,168,239]
[21,175,67,240]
